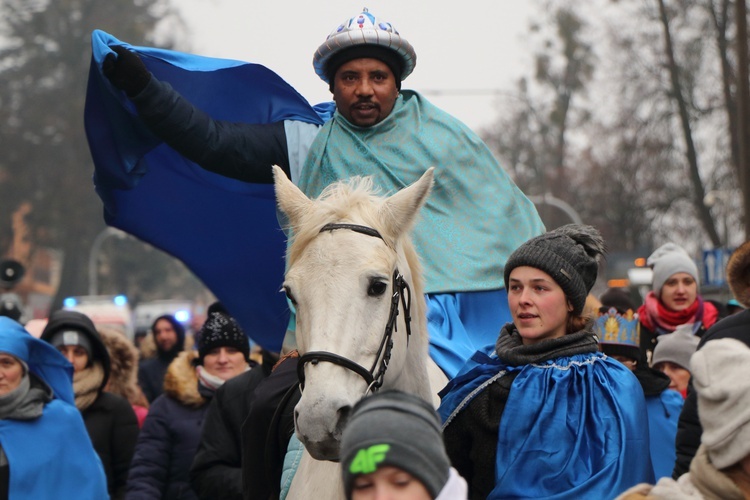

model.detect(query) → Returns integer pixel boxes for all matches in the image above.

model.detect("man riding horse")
[93,7,545,379]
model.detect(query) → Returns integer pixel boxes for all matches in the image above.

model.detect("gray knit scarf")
[0,373,51,468]
[494,324,598,366]
[0,372,51,421]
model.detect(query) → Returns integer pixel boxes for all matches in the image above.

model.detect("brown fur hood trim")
[99,326,149,408]
[163,350,205,408]
[728,240,750,308]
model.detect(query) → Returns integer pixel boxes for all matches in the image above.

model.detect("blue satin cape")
[84,30,332,353]
[0,318,109,498]
[438,350,654,499]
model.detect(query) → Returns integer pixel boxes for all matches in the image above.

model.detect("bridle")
[296,223,412,395]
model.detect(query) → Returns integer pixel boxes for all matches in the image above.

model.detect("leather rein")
[296,223,412,394]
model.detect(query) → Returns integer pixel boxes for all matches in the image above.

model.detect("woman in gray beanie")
[637,242,719,362]
[439,224,653,499]
[340,390,467,500]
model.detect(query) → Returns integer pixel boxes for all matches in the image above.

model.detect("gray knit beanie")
[691,338,750,469]
[503,224,605,315]
[48,329,93,357]
[340,391,450,499]
[651,326,699,370]
[647,243,699,295]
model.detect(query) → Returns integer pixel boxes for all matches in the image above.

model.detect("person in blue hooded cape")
[438,225,654,499]
[0,317,108,499]
[84,7,545,378]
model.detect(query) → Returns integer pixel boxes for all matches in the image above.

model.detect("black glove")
[102,45,152,97]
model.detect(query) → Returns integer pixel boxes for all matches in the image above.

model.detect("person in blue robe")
[595,289,684,481]
[438,225,654,499]
[84,7,545,378]
[0,317,109,499]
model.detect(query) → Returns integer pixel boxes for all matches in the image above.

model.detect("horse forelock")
[285,175,426,340]
[287,176,389,266]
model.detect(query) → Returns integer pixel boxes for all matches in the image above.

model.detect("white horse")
[272,165,448,499]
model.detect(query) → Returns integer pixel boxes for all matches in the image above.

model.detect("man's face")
[153,318,178,352]
[332,58,399,127]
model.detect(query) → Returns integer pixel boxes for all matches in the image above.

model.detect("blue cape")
[0,317,108,498]
[0,317,74,404]
[84,30,334,351]
[439,350,654,499]
[645,390,683,480]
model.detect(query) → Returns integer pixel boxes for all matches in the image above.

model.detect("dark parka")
[127,350,210,500]
[189,364,265,499]
[138,314,186,403]
[41,310,139,499]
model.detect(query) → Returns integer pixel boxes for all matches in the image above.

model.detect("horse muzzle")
[294,393,353,461]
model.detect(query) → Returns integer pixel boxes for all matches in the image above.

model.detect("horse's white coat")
[272,166,448,499]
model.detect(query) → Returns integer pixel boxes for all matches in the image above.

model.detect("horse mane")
[285,175,425,300]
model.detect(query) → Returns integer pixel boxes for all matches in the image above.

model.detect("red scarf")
[638,291,719,334]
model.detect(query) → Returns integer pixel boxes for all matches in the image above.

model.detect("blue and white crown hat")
[594,307,640,348]
[313,7,417,83]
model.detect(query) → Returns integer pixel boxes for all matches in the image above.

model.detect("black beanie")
[340,391,450,499]
[599,287,636,314]
[325,45,404,92]
[504,224,605,315]
[196,302,250,364]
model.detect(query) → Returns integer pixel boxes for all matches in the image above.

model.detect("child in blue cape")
[439,224,654,499]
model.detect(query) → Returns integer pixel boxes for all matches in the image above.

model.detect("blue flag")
[84,30,333,351]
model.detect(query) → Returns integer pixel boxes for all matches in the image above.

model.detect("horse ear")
[379,167,434,237]
[273,165,313,226]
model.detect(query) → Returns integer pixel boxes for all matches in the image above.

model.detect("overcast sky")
[172,1,536,131]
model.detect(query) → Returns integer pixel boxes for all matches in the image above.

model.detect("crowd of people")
[2,232,746,500]
[1,5,748,500]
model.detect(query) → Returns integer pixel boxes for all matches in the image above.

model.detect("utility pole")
[737,0,750,239]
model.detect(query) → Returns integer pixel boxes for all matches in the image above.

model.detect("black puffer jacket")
[190,365,265,499]
[41,310,139,499]
[127,351,210,500]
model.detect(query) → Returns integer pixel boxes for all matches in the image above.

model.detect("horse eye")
[283,286,297,305]
[367,280,388,297]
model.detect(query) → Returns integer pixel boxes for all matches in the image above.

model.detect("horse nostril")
[336,404,352,434]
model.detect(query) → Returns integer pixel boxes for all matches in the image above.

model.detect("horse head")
[273,165,435,461]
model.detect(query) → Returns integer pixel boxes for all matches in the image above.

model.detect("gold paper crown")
[594,307,640,346]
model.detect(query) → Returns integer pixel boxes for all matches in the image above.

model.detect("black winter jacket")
[242,356,300,500]
[83,392,139,499]
[190,366,265,499]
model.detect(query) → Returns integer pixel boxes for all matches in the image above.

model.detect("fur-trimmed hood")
[99,326,149,408]
[163,350,205,408]
[728,241,750,308]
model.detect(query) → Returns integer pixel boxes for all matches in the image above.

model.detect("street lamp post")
[528,193,583,225]
[88,227,128,296]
